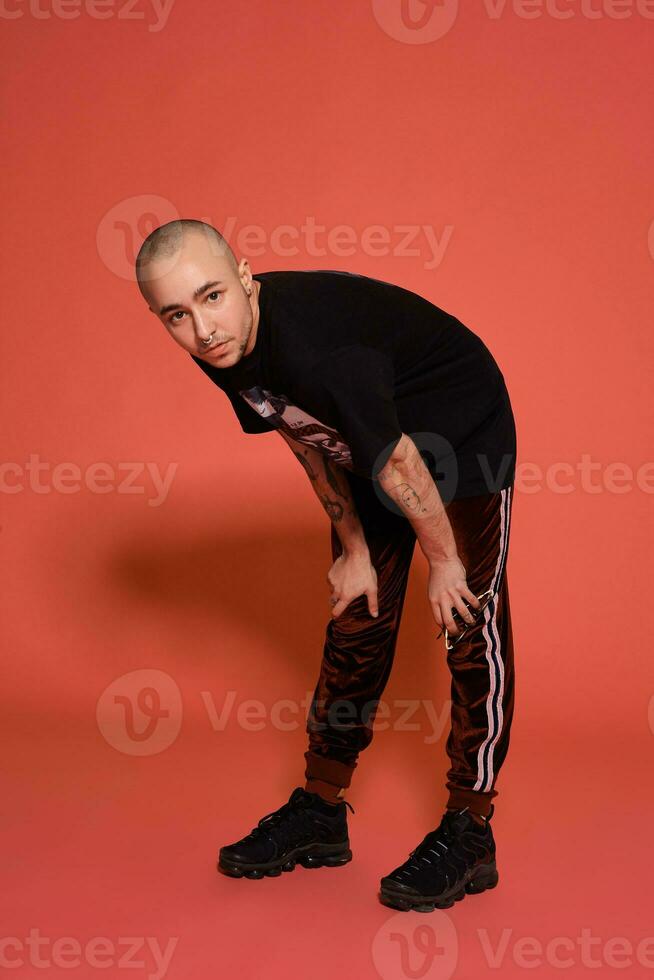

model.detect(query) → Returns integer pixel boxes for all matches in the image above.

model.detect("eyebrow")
[159,281,225,316]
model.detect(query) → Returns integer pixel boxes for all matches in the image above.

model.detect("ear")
[239,256,252,282]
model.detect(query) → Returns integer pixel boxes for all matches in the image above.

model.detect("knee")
[328,595,389,639]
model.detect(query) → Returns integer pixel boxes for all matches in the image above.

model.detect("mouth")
[203,340,230,356]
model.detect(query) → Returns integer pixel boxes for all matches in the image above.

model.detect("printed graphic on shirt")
[239,386,354,470]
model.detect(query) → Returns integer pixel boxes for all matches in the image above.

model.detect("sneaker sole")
[379,860,499,912]
[218,841,353,879]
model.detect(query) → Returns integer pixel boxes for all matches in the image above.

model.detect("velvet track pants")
[303,471,515,818]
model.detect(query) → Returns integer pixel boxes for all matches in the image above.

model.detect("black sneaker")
[218,786,355,879]
[379,804,499,912]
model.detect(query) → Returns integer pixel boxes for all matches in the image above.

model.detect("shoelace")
[409,819,455,867]
[245,792,354,846]
[397,810,487,875]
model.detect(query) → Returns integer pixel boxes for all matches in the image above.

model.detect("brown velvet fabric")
[303,471,515,819]
[303,778,347,803]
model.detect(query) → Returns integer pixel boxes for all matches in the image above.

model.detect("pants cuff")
[304,778,347,802]
[304,750,357,789]
[446,785,497,817]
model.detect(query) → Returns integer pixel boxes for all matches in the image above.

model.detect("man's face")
[140,231,259,367]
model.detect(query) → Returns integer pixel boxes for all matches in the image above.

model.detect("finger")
[449,588,476,625]
[441,597,460,635]
[462,587,482,611]
[330,596,349,619]
[446,586,477,624]
[366,589,379,619]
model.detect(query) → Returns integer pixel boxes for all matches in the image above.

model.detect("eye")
[207,290,221,302]
[169,311,186,323]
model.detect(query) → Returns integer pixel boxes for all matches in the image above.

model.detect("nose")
[193,310,215,346]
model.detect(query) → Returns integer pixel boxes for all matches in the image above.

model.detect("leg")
[442,484,515,817]
[304,472,417,801]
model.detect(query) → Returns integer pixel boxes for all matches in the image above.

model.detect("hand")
[428,556,481,636]
[327,551,379,619]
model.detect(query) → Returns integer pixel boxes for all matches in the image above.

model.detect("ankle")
[304,778,346,805]
[469,812,488,827]
[448,806,487,827]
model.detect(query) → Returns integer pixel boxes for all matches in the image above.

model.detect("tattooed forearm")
[278,431,369,557]
[319,495,344,522]
[381,477,423,513]
[292,449,318,481]
[322,458,348,500]
[378,435,458,564]
[293,449,348,507]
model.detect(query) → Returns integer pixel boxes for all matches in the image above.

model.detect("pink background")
[3,1,653,977]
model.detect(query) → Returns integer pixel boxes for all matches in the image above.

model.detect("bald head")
[134,217,260,370]
[135,219,239,297]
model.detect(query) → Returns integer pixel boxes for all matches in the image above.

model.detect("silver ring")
[202,333,214,346]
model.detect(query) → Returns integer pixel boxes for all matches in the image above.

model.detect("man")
[135,219,517,912]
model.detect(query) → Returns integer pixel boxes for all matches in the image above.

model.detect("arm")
[277,429,368,557]
[277,430,378,619]
[377,433,481,635]
[377,433,457,561]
